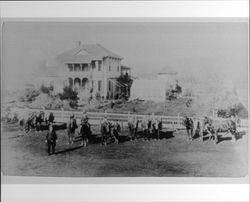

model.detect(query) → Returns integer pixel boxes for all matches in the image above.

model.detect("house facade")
[37,42,131,101]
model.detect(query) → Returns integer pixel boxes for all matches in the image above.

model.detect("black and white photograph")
[1,19,248,178]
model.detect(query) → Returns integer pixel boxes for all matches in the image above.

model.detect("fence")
[8,107,249,131]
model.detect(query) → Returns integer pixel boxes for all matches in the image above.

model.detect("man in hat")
[100,115,109,146]
[112,120,120,144]
[67,114,78,145]
[80,113,91,147]
[45,123,57,155]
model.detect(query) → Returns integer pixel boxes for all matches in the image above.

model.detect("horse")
[211,117,239,143]
[198,116,238,144]
[22,113,37,134]
[34,111,45,132]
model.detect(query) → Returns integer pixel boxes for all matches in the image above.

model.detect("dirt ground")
[1,122,248,177]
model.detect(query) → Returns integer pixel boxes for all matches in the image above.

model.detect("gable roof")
[57,44,123,64]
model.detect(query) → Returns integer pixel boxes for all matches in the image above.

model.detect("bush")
[19,87,40,102]
[217,103,248,119]
[40,85,54,94]
[59,86,79,109]
[95,92,101,100]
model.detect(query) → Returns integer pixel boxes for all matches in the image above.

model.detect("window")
[82,64,88,72]
[117,65,119,72]
[92,61,96,69]
[98,62,101,71]
[74,64,81,72]
[109,65,111,72]
[98,80,102,91]
[68,64,73,72]
[108,80,112,91]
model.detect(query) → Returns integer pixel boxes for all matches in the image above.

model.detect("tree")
[117,74,133,100]
[19,86,40,102]
[59,86,79,109]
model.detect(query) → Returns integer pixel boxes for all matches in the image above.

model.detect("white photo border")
[1,1,249,202]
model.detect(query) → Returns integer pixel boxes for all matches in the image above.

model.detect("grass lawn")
[1,122,248,177]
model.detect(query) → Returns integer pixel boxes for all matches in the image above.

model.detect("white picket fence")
[8,107,249,131]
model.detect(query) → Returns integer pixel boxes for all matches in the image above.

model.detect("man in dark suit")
[45,123,57,155]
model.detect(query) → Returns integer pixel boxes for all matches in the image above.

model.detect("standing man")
[80,113,91,147]
[67,114,78,145]
[128,114,134,141]
[228,115,237,142]
[147,113,153,140]
[45,123,57,155]
[48,112,55,124]
[141,115,148,141]
[101,115,109,146]
[112,120,121,144]
[184,116,194,141]
[153,116,162,140]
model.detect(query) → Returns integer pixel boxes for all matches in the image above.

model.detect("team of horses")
[5,109,240,146]
[182,116,240,144]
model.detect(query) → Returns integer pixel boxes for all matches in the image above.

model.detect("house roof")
[158,65,178,75]
[57,43,123,64]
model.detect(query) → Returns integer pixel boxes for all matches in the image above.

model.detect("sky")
[2,21,248,92]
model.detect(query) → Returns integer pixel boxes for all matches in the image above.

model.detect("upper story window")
[74,64,81,72]
[82,64,89,72]
[117,65,119,72]
[109,65,111,72]
[68,64,73,72]
[98,61,101,71]
[92,61,96,69]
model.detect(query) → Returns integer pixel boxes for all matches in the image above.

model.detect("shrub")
[19,87,40,102]
[40,84,54,94]
[59,86,79,109]
[95,92,101,100]
[217,103,248,119]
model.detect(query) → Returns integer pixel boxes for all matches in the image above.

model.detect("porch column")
[102,60,107,100]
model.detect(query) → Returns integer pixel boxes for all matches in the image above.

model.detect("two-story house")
[36,42,131,101]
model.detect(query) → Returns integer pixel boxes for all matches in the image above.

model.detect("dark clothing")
[80,122,91,141]
[184,118,194,130]
[48,113,55,123]
[68,119,78,133]
[67,118,77,144]
[101,121,109,145]
[46,130,57,155]
[184,117,194,140]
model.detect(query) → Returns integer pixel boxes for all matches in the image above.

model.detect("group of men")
[128,113,162,142]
